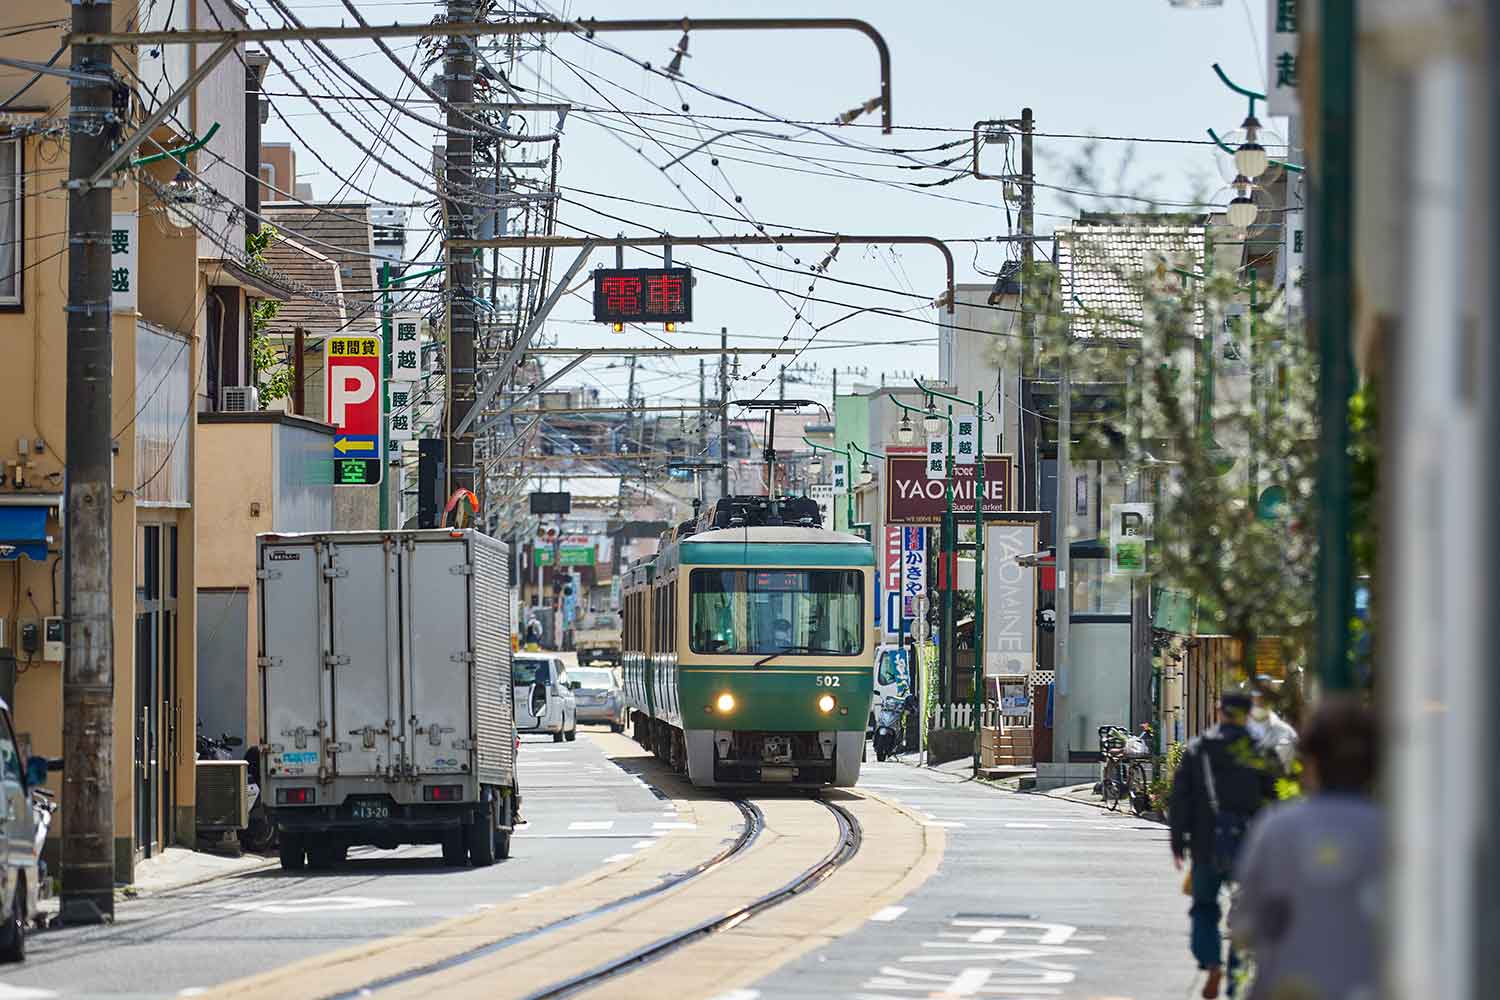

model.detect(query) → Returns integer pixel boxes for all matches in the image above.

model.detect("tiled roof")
[1056,225,1207,339]
[260,202,379,339]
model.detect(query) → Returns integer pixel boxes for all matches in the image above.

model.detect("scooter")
[872,695,906,762]
[241,744,277,854]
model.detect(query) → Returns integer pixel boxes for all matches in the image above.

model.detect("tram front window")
[689,569,864,655]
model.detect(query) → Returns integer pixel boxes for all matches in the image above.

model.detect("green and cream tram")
[622,497,876,787]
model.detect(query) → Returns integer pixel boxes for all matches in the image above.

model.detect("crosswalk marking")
[568,820,614,831]
[870,905,908,922]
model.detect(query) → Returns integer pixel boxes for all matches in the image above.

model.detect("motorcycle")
[872,695,906,762]
[241,744,276,854]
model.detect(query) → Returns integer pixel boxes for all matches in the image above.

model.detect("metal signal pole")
[444,0,478,507]
[720,327,731,500]
[61,0,117,924]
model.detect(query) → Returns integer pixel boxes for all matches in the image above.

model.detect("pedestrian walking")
[1249,680,1298,771]
[1228,696,1380,1000]
[1169,690,1280,999]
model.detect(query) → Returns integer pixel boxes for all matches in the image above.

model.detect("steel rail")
[322,799,766,1000]
[522,798,863,1000]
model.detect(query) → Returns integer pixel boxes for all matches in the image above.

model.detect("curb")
[123,854,281,898]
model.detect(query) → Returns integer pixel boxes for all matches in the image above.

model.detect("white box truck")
[256,529,519,870]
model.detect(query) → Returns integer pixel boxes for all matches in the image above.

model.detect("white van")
[512,655,578,742]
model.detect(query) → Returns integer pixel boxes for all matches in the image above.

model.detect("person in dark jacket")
[1169,690,1280,999]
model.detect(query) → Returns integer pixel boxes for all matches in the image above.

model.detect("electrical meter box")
[42,617,63,661]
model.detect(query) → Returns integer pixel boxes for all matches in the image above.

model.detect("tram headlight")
[716,692,736,714]
[817,693,836,714]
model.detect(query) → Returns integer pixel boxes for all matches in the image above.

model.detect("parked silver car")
[0,698,53,962]
[567,667,625,732]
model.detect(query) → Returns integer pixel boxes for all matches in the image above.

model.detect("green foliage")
[1003,232,1320,673]
[245,226,288,409]
[1149,739,1186,814]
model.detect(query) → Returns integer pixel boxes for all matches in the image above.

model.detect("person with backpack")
[1169,690,1281,999]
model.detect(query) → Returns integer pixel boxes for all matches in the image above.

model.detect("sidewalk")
[884,750,1167,823]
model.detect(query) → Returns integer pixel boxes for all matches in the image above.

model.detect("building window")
[0,138,20,305]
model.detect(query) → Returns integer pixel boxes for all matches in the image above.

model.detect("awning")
[0,499,58,561]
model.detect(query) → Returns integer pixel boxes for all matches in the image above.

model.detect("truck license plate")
[351,802,390,820]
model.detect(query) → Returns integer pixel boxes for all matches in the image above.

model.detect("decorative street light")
[1233,115,1269,180]
[161,164,200,232]
[897,414,915,445]
[858,460,873,486]
[808,454,823,477]
[922,401,944,437]
[1226,178,1258,230]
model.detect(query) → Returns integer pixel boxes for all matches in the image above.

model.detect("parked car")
[568,666,625,732]
[0,699,54,961]
[512,655,578,742]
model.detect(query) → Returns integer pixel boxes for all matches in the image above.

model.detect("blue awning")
[0,505,50,561]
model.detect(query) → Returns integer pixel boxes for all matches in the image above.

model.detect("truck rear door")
[260,539,326,778]
[405,536,472,776]
[327,539,402,778]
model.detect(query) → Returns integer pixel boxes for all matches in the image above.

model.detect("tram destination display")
[592,266,693,325]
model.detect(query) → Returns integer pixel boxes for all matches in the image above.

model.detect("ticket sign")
[326,335,383,486]
[592,267,693,325]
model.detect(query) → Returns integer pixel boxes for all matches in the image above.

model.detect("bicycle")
[1097,724,1153,815]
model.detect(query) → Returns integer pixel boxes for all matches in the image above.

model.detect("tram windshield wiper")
[753,644,847,668]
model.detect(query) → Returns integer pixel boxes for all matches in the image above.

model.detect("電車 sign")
[325,335,383,486]
[885,455,1011,524]
[592,267,693,325]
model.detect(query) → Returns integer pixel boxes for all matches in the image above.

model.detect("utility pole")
[698,358,707,513]
[625,355,638,456]
[1019,107,1037,511]
[444,0,478,508]
[1053,325,1072,765]
[779,365,787,401]
[62,0,116,925]
[719,327,731,500]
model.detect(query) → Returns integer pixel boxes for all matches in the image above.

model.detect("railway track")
[523,798,862,1000]
[324,799,765,1000]
[322,797,861,1000]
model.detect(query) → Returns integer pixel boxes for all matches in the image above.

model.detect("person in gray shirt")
[1229,696,1379,1000]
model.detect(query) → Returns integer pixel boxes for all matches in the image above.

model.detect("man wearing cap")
[1168,690,1281,998]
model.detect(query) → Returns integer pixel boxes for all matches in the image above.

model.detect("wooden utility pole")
[444,0,478,506]
[62,0,117,924]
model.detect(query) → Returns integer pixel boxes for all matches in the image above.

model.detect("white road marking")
[177,991,208,999]
[631,839,656,849]
[602,853,635,863]
[653,821,696,830]
[708,991,760,1000]
[568,821,614,831]
[869,905,908,922]
[216,895,412,915]
[922,820,966,828]
[1003,822,1052,829]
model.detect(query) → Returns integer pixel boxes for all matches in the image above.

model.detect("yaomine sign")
[884,455,1011,524]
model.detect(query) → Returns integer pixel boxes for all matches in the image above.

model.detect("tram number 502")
[814,675,842,688]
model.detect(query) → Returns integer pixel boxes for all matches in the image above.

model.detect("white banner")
[810,483,834,529]
[953,412,978,466]
[1266,0,1300,117]
[985,522,1037,675]
[110,213,138,313]
[831,458,848,495]
[388,383,416,441]
[924,431,947,480]
[392,314,423,381]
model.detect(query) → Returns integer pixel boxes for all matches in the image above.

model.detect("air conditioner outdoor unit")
[220,385,260,412]
[196,760,249,832]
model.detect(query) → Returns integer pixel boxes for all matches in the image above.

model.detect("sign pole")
[379,261,392,530]
[973,390,985,775]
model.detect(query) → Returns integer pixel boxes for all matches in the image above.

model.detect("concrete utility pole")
[62,0,116,924]
[698,359,707,512]
[1019,107,1038,511]
[1053,324,1072,765]
[444,0,478,508]
[720,327,731,500]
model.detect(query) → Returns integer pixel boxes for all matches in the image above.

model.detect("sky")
[256,0,1272,413]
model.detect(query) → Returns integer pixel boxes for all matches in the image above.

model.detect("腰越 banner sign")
[884,455,1011,524]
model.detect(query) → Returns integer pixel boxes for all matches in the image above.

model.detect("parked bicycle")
[1098,724,1153,815]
